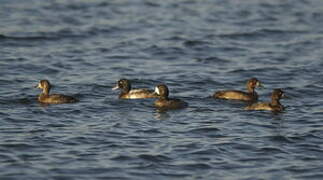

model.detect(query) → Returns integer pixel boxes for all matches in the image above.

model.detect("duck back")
[154,98,188,109]
[120,89,157,99]
[214,90,257,101]
[38,94,78,104]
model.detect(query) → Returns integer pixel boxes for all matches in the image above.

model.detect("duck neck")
[122,84,131,93]
[42,87,50,95]
[160,96,169,100]
[271,97,281,106]
[247,85,255,94]
[119,86,131,98]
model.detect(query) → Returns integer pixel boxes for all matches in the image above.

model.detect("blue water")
[1,0,323,179]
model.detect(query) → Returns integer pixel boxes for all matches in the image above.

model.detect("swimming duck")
[112,79,158,99]
[35,80,78,104]
[154,84,188,110]
[213,78,262,101]
[245,89,285,112]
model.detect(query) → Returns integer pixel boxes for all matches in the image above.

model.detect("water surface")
[1,0,323,179]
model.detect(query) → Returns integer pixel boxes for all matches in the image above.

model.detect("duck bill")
[281,93,289,99]
[257,82,264,88]
[112,85,119,90]
[34,83,41,88]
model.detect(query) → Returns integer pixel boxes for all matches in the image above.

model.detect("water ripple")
[1,0,323,179]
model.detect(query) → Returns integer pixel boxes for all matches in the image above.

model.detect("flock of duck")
[36,78,284,112]
[35,78,285,112]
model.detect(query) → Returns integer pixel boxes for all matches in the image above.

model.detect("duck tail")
[213,91,224,98]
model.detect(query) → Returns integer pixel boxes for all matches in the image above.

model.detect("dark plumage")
[36,80,78,104]
[245,89,285,112]
[213,78,262,101]
[154,84,188,110]
[112,79,158,99]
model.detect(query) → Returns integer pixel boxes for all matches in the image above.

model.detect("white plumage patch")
[112,85,119,90]
[129,89,145,93]
[154,87,160,95]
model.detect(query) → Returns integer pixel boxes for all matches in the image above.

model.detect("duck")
[245,89,285,112]
[154,84,188,110]
[35,80,78,104]
[213,78,262,102]
[112,79,158,99]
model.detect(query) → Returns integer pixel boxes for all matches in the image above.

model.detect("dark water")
[1,0,323,179]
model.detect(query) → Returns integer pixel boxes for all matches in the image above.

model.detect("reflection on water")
[154,110,171,120]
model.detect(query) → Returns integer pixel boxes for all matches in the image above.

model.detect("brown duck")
[36,80,78,104]
[112,79,158,99]
[213,78,262,102]
[245,89,285,112]
[154,84,188,110]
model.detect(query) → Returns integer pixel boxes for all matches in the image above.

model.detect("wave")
[218,28,307,40]
[0,34,60,41]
